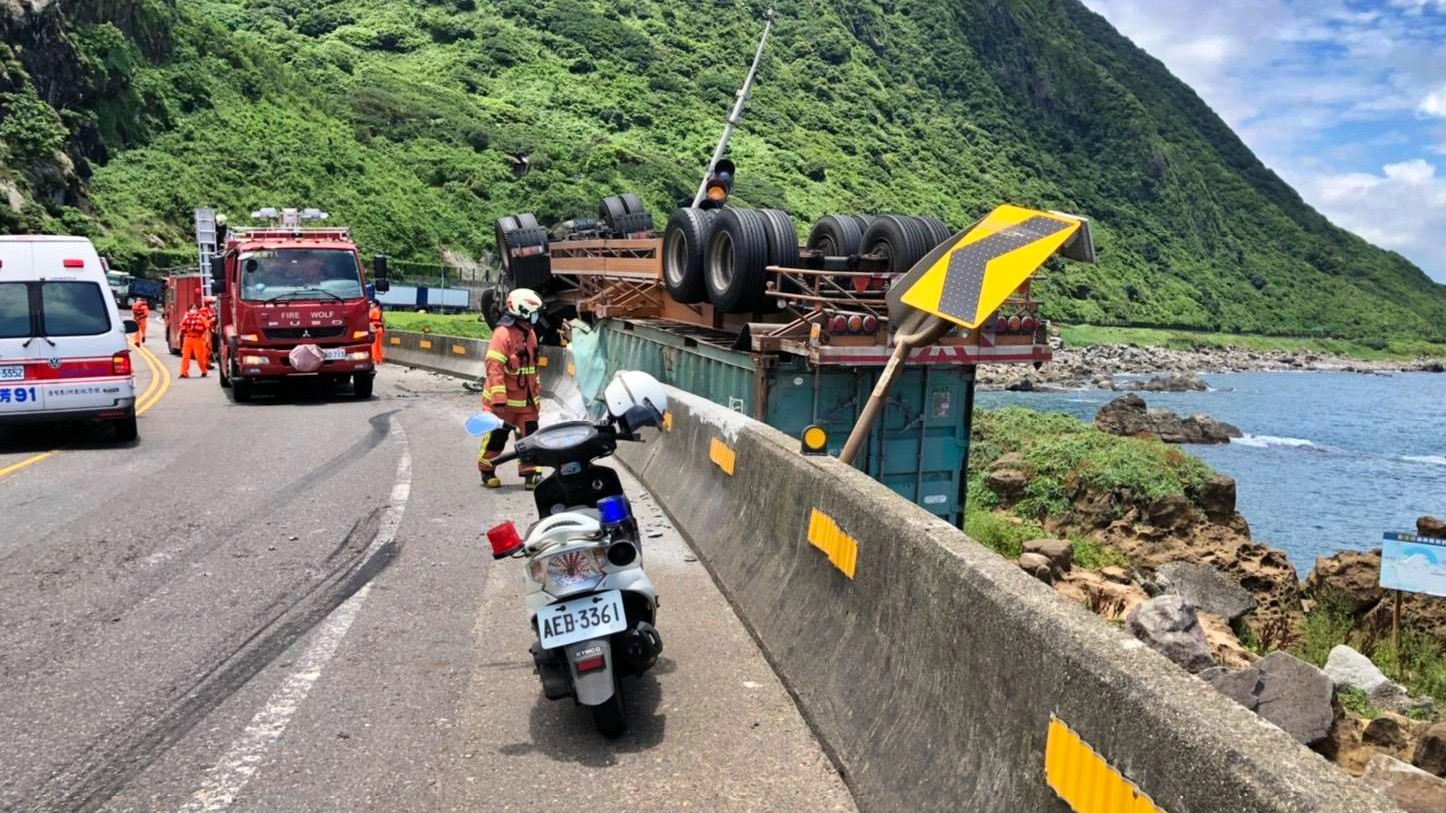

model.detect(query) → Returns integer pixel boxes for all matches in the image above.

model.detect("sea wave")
[1233,434,1319,449]
[1402,454,1446,467]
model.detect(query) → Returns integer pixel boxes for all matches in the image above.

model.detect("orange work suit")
[130,301,150,345]
[178,310,210,378]
[197,305,216,369]
[477,319,542,479]
[369,304,385,364]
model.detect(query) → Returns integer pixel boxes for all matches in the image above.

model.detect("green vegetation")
[1060,325,1446,362]
[1337,688,1379,720]
[386,311,491,340]
[963,502,1127,568]
[969,407,1213,522]
[1,1,1444,342]
[1290,598,1446,711]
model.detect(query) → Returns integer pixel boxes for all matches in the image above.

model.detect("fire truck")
[204,208,389,402]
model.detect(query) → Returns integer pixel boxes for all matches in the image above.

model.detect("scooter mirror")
[464,412,506,437]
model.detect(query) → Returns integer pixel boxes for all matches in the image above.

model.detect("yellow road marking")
[0,341,172,481]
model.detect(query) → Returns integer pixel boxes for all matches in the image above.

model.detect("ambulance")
[0,236,140,441]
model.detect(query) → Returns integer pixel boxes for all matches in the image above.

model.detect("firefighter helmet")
[505,288,543,321]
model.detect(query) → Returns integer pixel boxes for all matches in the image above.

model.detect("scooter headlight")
[536,547,607,596]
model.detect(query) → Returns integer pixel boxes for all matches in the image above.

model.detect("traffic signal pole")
[691,8,774,208]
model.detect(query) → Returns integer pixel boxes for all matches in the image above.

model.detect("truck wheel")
[479,287,502,328]
[494,216,521,275]
[850,214,877,233]
[598,195,628,226]
[807,215,865,257]
[705,208,770,313]
[218,357,232,389]
[860,215,931,274]
[914,215,954,249]
[232,377,253,403]
[607,210,653,236]
[112,413,138,443]
[515,212,539,229]
[504,226,552,288]
[619,193,647,216]
[757,209,800,269]
[663,208,717,304]
[353,373,375,399]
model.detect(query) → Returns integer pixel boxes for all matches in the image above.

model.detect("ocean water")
[976,371,1446,575]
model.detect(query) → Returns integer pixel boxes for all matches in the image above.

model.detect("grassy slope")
[385,311,491,340]
[4,0,1446,344]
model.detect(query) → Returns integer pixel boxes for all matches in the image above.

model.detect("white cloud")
[1421,87,1446,117]
[1297,158,1446,279]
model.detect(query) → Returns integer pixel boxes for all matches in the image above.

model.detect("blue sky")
[1084,0,1446,282]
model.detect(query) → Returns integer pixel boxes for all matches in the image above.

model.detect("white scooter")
[469,371,668,736]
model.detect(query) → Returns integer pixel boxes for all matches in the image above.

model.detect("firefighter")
[198,296,217,370]
[369,298,385,364]
[130,298,150,345]
[477,288,544,489]
[177,303,210,378]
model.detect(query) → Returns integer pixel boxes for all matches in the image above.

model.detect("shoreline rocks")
[1094,394,1242,444]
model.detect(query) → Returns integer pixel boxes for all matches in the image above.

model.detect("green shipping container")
[578,319,976,525]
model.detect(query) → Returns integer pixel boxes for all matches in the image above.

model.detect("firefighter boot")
[483,475,502,488]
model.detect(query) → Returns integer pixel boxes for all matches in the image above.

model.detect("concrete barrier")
[385,329,488,380]
[615,387,1400,813]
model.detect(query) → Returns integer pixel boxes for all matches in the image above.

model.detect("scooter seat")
[525,511,602,552]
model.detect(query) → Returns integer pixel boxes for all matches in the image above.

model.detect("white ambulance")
[0,236,140,440]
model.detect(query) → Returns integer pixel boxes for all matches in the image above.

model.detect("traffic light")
[700,158,735,209]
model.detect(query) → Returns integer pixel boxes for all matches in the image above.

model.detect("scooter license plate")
[536,589,627,650]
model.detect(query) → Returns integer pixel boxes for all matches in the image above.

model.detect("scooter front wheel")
[591,677,625,738]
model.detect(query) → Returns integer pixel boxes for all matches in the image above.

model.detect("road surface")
[0,320,855,812]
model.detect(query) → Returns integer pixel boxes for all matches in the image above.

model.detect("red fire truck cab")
[162,273,205,356]
[208,211,389,402]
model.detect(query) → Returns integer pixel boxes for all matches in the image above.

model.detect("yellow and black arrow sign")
[887,205,1086,330]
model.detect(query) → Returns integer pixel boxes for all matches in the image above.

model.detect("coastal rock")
[1195,474,1238,522]
[1419,516,1446,539]
[1322,712,1373,774]
[985,468,1028,503]
[1254,651,1334,746]
[1053,569,1149,622]
[1017,552,1055,584]
[1022,538,1073,576]
[1119,373,1209,392]
[1414,724,1446,777]
[1093,395,1240,444]
[1199,611,1256,669]
[1305,550,1384,614]
[1207,665,1263,712]
[1125,595,1216,673]
[1325,645,1391,694]
[1361,754,1446,813]
[1156,561,1257,623]
[1364,713,1414,752]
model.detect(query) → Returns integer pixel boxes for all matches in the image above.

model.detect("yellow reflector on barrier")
[806,509,858,579]
[1045,716,1165,813]
[709,437,735,475]
[389,337,401,346]
[451,344,466,355]
[538,356,549,367]
[419,340,433,350]
[662,411,673,432]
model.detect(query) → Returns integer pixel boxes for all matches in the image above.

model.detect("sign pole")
[839,312,949,466]
[1392,589,1402,652]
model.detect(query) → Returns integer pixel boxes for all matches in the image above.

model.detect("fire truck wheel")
[807,215,864,257]
[598,195,628,226]
[515,213,539,229]
[231,377,253,403]
[757,209,800,269]
[353,373,375,399]
[494,215,521,273]
[619,193,648,217]
[860,215,930,274]
[913,215,954,249]
[663,208,717,304]
[705,208,770,313]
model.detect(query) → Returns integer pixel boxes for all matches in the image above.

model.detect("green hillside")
[2,0,1444,343]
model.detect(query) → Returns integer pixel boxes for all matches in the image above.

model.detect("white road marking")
[177,427,412,813]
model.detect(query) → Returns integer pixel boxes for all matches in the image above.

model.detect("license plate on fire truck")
[536,589,627,650]
[322,348,346,361]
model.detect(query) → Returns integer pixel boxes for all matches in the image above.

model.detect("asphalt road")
[0,322,855,812]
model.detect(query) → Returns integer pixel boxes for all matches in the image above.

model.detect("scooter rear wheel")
[591,676,625,738]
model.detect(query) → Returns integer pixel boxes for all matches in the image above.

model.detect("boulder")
[1414,723,1446,777]
[1022,538,1073,576]
[1156,561,1257,622]
[1094,394,1153,436]
[1053,569,1150,622]
[1199,612,1256,669]
[1361,754,1446,813]
[1419,516,1446,539]
[1364,713,1413,751]
[985,468,1028,503]
[1254,651,1334,746]
[1093,394,1240,444]
[1196,474,1238,522]
[1207,665,1263,712]
[1304,550,1383,614]
[1123,373,1210,392]
[1018,552,1055,584]
[1125,595,1216,673]
[1325,644,1391,693]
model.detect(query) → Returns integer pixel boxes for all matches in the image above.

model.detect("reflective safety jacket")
[198,305,215,331]
[368,304,384,330]
[483,319,541,413]
[131,300,149,320]
[179,310,210,338]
